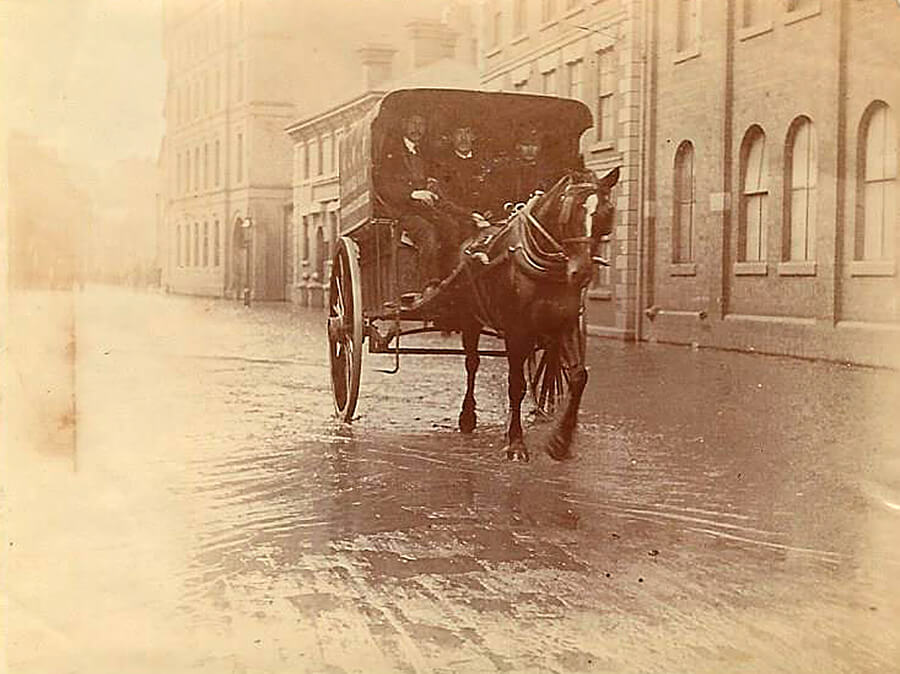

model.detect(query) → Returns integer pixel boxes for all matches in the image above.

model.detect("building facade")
[481,0,899,366]
[480,0,646,339]
[160,0,299,299]
[285,7,479,307]
[641,0,900,367]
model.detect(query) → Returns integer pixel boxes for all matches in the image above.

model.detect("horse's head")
[531,167,619,287]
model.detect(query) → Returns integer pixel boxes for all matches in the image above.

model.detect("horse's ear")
[597,166,620,191]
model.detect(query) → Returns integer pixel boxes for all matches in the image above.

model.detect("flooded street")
[4,287,900,673]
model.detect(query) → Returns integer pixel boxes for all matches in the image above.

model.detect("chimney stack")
[357,45,396,90]
[406,19,458,69]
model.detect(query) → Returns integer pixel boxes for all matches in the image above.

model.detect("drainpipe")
[634,0,652,342]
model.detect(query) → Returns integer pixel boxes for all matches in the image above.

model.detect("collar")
[455,150,473,160]
[403,137,417,155]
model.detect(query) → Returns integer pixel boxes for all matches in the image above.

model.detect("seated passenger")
[377,113,457,288]
[485,126,554,218]
[433,121,493,229]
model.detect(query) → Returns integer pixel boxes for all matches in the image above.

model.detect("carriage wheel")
[327,237,363,422]
[526,297,587,417]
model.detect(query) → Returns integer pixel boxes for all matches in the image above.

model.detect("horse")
[456,166,619,462]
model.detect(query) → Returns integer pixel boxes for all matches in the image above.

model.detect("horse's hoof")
[458,409,477,434]
[505,441,530,463]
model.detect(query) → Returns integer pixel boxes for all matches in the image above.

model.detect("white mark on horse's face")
[584,193,599,237]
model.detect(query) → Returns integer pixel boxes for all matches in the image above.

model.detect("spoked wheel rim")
[526,295,587,417]
[327,237,363,421]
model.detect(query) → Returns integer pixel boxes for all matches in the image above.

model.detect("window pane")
[744,134,766,193]
[863,182,885,260]
[806,186,817,260]
[865,107,886,181]
[745,194,765,261]
[790,189,808,261]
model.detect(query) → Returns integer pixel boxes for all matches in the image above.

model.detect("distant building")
[7,133,90,290]
[284,5,479,307]
[159,0,300,299]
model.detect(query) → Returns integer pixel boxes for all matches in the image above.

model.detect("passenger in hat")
[480,125,548,218]
[433,119,493,232]
[376,113,448,289]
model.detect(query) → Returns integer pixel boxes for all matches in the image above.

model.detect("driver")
[377,113,450,291]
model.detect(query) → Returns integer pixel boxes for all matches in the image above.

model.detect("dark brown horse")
[457,167,619,461]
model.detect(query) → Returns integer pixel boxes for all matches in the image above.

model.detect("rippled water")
[5,288,899,673]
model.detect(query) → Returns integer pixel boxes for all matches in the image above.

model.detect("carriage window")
[785,117,817,262]
[566,60,583,100]
[673,141,695,263]
[739,127,768,262]
[857,103,897,262]
[596,47,615,142]
[677,0,698,53]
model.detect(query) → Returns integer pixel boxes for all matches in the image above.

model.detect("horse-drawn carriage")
[327,88,618,461]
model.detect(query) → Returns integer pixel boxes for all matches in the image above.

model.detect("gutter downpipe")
[634,0,652,342]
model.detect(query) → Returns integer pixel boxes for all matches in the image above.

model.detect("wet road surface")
[3,286,900,673]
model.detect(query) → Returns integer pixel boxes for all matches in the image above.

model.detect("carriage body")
[328,88,595,421]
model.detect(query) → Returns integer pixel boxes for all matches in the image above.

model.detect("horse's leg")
[547,326,587,461]
[504,335,531,462]
[458,322,481,433]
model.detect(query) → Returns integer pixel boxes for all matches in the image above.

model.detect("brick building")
[641,0,900,367]
[480,0,644,339]
[481,0,899,366]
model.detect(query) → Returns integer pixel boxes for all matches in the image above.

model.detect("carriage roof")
[339,88,593,234]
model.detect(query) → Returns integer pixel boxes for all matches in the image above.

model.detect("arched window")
[673,141,695,263]
[785,117,817,261]
[739,127,768,262]
[857,102,897,261]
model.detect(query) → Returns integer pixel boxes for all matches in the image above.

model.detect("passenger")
[433,121,493,228]
[486,126,553,217]
[377,113,449,290]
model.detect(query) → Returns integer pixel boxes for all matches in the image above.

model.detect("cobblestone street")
[3,287,899,673]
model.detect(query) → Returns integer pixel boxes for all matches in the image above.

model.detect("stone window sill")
[785,3,821,26]
[737,22,773,41]
[849,260,896,277]
[673,47,700,64]
[511,33,529,46]
[777,260,816,276]
[669,262,697,277]
[733,261,768,276]
[484,46,503,58]
[589,139,616,153]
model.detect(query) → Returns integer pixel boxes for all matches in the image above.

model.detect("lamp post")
[240,216,253,307]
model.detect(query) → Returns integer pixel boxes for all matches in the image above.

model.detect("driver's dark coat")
[375,138,433,215]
